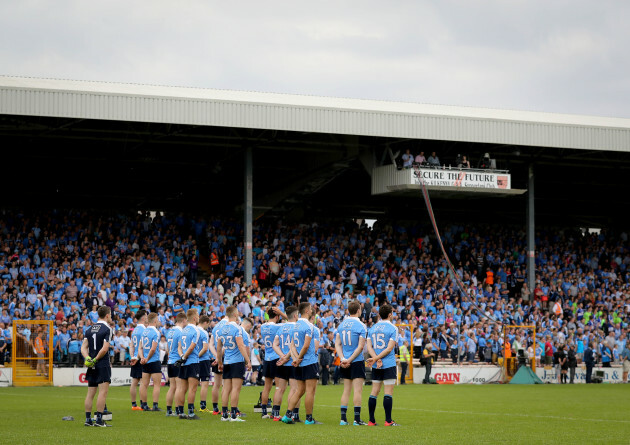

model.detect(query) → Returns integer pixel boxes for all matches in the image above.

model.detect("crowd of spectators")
[1,210,628,383]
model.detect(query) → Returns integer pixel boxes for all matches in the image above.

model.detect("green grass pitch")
[1,384,629,444]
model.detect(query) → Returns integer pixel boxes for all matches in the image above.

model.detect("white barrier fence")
[0,367,12,386]
[0,365,625,387]
[535,366,624,384]
[412,365,625,384]
[53,367,140,387]
[53,366,253,387]
[413,365,503,384]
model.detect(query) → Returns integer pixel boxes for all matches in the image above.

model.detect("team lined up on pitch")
[83,302,401,426]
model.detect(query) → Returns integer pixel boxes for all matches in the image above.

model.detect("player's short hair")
[348,300,361,315]
[267,307,277,319]
[186,308,198,320]
[147,312,158,323]
[298,302,311,316]
[175,312,187,323]
[379,304,393,320]
[199,315,210,324]
[286,306,298,320]
[242,317,253,327]
[135,309,147,321]
[226,306,238,318]
[97,306,110,319]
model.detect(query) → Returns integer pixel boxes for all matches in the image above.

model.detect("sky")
[1,0,629,118]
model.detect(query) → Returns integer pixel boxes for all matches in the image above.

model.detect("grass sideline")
[1,384,629,444]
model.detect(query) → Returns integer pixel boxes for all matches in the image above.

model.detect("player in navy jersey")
[259,307,287,418]
[196,315,212,413]
[166,312,187,416]
[139,313,163,411]
[129,310,147,410]
[366,304,400,426]
[282,302,322,425]
[209,316,229,415]
[82,306,113,427]
[176,309,201,419]
[335,300,368,425]
[273,306,299,422]
[217,306,251,422]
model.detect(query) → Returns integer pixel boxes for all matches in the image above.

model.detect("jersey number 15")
[371,333,386,349]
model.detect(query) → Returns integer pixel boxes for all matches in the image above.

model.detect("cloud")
[1,0,629,117]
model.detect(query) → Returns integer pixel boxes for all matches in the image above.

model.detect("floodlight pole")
[526,164,535,301]
[244,146,253,286]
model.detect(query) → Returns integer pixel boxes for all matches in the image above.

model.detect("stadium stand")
[0,209,628,377]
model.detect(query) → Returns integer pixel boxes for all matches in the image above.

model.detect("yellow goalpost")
[395,323,414,384]
[502,324,536,382]
[12,320,53,387]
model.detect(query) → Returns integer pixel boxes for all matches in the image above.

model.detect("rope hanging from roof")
[414,165,499,324]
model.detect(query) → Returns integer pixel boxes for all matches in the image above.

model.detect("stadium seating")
[0,210,627,372]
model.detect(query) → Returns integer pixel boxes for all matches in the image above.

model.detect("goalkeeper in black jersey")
[82,306,113,427]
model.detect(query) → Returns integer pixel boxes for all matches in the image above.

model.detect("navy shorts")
[262,359,278,379]
[179,363,200,380]
[223,362,245,380]
[371,366,397,382]
[167,364,180,379]
[295,363,319,381]
[87,366,111,387]
[130,362,143,379]
[340,361,366,380]
[199,360,211,382]
[142,361,162,375]
[275,365,292,381]
[211,363,222,375]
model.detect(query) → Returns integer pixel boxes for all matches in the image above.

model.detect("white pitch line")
[0,392,131,402]
[317,404,630,424]
[1,391,628,425]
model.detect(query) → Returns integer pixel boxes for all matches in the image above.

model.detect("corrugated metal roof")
[1,75,629,151]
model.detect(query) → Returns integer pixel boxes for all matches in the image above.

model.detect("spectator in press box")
[427,152,440,167]
[401,149,414,169]
[414,151,426,165]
